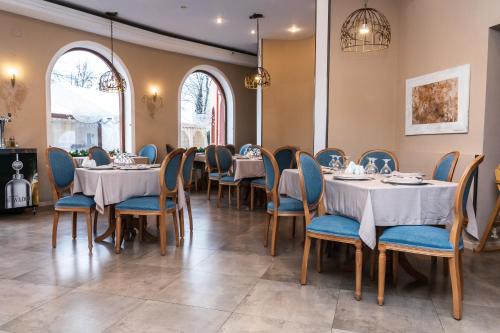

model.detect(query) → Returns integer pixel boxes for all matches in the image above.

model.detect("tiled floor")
[1,192,500,332]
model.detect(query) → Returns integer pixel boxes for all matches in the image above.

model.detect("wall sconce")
[141,86,164,118]
[8,68,16,88]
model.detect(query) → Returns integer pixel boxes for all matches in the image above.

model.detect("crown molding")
[0,0,257,67]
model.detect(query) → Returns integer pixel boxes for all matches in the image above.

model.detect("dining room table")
[72,166,186,242]
[194,153,265,180]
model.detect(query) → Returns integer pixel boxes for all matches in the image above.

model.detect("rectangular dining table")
[278,169,478,249]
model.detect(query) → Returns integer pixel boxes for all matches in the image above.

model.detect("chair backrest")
[205,145,218,172]
[138,144,158,164]
[449,155,484,250]
[45,147,76,200]
[181,147,197,188]
[215,146,233,174]
[296,151,324,210]
[88,146,111,166]
[226,144,236,155]
[496,165,500,192]
[239,143,252,155]
[274,146,295,175]
[358,149,399,171]
[160,148,185,196]
[315,148,346,167]
[165,144,175,154]
[261,147,282,210]
[433,151,460,182]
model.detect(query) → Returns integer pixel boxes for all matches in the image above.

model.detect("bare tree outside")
[181,72,213,114]
[51,61,97,88]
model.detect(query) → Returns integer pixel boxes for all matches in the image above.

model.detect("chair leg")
[93,211,98,235]
[187,197,193,233]
[291,216,296,238]
[250,185,255,211]
[217,184,222,208]
[172,210,180,247]
[228,186,231,207]
[449,256,462,320]
[52,211,60,248]
[377,246,387,305]
[392,251,399,286]
[138,215,144,242]
[179,208,185,239]
[115,214,122,254]
[207,179,212,200]
[300,235,312,285]
[271,213,279,256]
[86,212,93,255]
[264,213,271,247]
[159,213,167,256]
[355,241,363,301]
[236,185,240,210]
[302,216,306,242]
[315,239,323,273]
[459,250,464,300]
[72,212,77,239]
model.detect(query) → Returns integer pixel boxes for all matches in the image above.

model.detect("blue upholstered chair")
[114,148,186,255]
[260,148,305,256]
[88,146,111,166]
[46,147,97,254]
[377,155,484,320]
[138,144,158,164]
[297,151,363,300]
[239,143,252,155]
[315,148,346,167]
[206,145,222,200]
[216,146,242,209]
[179,147,197,236]
[433,151,460,182]
[358,149,399,172]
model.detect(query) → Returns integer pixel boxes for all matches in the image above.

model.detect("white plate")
[381,177,424,185]
[88,166,114,170]
[119,166,150,170]
[333,174,374,181]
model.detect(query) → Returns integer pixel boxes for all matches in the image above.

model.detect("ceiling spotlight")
[251,29,255,34]
[216,16,223,24]
[287,24,301,33]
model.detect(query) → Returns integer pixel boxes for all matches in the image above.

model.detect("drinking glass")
[365,157,379,174]
[380,159,392,175]
[329,155,338,169]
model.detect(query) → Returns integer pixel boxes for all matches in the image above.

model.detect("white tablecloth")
[73,156,149,167]
[278,169,478,249]
[73,168,186,214]
[232,158,265,181]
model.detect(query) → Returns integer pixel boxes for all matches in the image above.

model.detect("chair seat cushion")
[209,172,228,180]
[55,195,96,209]
[379,225,463,251]
[268,197,304,212]
[116,196,175,211]
[219,176,240,184]
[307,215,360,239]
[251,178,266,187]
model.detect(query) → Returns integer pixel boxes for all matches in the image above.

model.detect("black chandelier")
[340,0,391,53]
[244,13,271,89]
[99,12,127,93]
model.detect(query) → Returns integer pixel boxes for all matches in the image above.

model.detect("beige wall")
[0,11,256,203]
[328,0,500,236]
[262,37,315,153]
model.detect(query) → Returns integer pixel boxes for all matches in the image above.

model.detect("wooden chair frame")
[215,146,242,209]
[474,165,500,252]
[88,146,112,165]
[357,149,400,171]
[179,147,197,237]
[432,151,460,182]
[314,147,346,166]
[260,148,305,256]
[378,155,485,320]
[297,151,364,300]
[138,144,158,164]
[46,147,97,254]
[114,148,185,256]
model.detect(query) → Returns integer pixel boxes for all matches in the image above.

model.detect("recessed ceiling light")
[216,16,223,24]
[251,29,255,34]
[287,25,301,33]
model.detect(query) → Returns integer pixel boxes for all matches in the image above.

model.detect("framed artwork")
[405,64,470,135]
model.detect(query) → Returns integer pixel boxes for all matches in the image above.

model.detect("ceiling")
[47,0,316,54]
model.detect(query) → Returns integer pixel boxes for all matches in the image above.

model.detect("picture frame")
[405,64,470,136]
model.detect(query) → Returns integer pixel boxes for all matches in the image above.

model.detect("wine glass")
[380,159,392,175]
[365,157,379,174]
[329,155,338,170]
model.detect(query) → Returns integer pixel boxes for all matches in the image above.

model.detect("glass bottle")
[5,154,32,208]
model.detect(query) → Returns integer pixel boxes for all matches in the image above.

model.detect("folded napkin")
[391,171,424,179]
[81,157,96,168]
[345,161,365,175]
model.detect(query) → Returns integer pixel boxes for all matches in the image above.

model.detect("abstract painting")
[405,64,470,135]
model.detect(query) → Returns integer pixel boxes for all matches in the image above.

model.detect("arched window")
[49,48,125,152]
[179,70,230,148]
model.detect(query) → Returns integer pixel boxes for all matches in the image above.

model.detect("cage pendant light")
[340,0,391,52]
[99,12,127,93]
[245,13,271,89]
